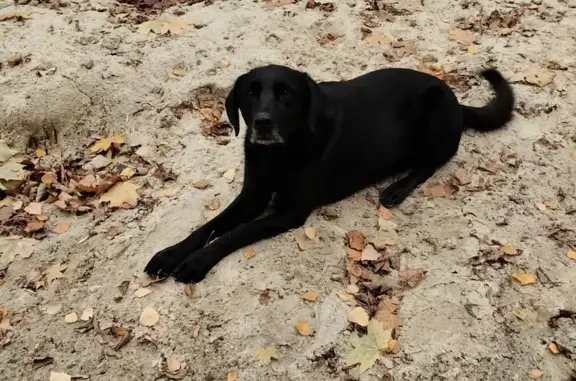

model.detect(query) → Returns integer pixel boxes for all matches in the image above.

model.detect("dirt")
[1,0,576,380]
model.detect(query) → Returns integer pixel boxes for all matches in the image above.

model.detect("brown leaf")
[44,263,67,284]
[166,357,181,373]
[347,230,367,251]
[89,135,125,153]
[227,370,238,381]
[347,248,362,261]
[528,369,543,379]
[99,181,140,208]
[399,268,426,288]
[361,245,381,261]
[52,223,69,234]
[24,202,43,215]
[203,198,221,211]
[374,296,402,332]
[259,289,271,305]
[243,248,256,259]
[511,271,537,285]
[511,307,528,320]
[25,220,45,233]
[295,321,312,336]
[500,245,519,255]
[119,167,135,180]
[304,227,317,240]
[0,306,13,332]
[302,291,318,302]
[378,205,392,220]
[364,32,389,45]
[192,180,211,189]
[183,284,195,297]
[548,342,560,354]
[421,181,459,198]
[448,28,476,45]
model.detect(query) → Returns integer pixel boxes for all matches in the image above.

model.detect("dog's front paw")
[172,253,214,284]
[144,245,189,278]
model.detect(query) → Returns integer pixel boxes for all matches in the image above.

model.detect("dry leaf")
[349,307,370,327]
[37,214,48,221]
[361,245,381,261]
[89,135,125,153]
[137,19,190,36]
[295,321,312,336]
[374,296,401,331]
[80,307,94,321]
[378,205,392,220]
[421,181,459,198]
[184,284,195,297]
[120,167,135,180]
[294,229,308,251]
[549,342,560,354]
[25,220,44,233]
[521,67,555,87]
[227,370,238,381]
[448,28,476,45]
[399,268,426,288]
[171,68,186,77]
[0,236,35,269]
[0,140,18,162]
[167,357,181,373]
[192,180,211,189]
[528,369,543,379]
[140,307,160,326]
[302,291,318,302]
[35,148,46,157]
[337,291,354,302]
[64,312,78,323]
[511,271,537,285]
[347,248,362,261]
[203,198,221,211]
[347,230,367,251]
[346,284,360,294]
[346,319,393,373]
[243,248,256,259]
[500,245,519,255]
[261,0,296,9]
[567,249,576,260]
[253,346,279,364]
[134,288,153,298]
[0,306,12,332]
[364,33,389,45]
[304,227,317,239]
[49,372,71,381]
[99,181,140,208]
[24,202,43,215]
[223,169,236,183]
[45,304,62,315]
[52,223,70,234]
[512,307,528,320]
[44,263,67,284]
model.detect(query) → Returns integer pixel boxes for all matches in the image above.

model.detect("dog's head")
[225,64,323,146]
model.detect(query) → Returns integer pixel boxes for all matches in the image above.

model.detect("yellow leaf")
[572,151,576,161]
[500,245,519,255]
[302,291,318,302]
[295,321,312,336]
[139,307,159,326]
[41,172,56,185]
[512,307,528,320]
[567,249,576,260]
[467,45,478,54]
[253,346,279,364]
[243,248,256,259]
[35,148,46,157]
[99,181,140,208]
[137,19,190,36]
[52,222,69,234]
[120,167,135,180]
[521,67,555,87]
[549,342,560,354]
[346,319,393,373]
[528,369,543,379]
[89,135,125,153]
[511,271,537,285]
[227,370,238,381]
[348,307,369,327]
[304,227,316,239]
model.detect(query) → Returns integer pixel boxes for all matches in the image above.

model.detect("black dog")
[145,64,514,283]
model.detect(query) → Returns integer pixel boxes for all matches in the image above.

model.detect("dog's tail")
[461,68,515,132]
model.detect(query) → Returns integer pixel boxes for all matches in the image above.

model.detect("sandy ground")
[1,0,576,380]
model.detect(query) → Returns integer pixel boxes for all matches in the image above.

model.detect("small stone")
[81,58,94,69]
[7,53,23,67]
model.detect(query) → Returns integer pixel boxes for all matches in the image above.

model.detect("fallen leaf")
[223,169,236,183]
[449,28,476,45]
[399,268,426,288]
[254,345,279,364]
[89,135,125,153]
[37,214,48,221]
[0,140,18,162]
[183,284,195,297]
[361,245,381,261]
[295,321,312,336]
[294,229,308,251]
[52,223,69,234]
[49,372,71,381]
[374,296,401,332]
[349,307,370,327]
[35,148,46,157]
[512,307,528,320]
[304,227,317,240]
[64,312,78,323]
[171,68,186,77]
[421,181,459,198]
[134,288,153,298]
[535,202,547,211]
[243,248,256,259]
[549,342,560,354]
[337,291,355,302]
[44,263,67,284]
[364,32,389,45]
[99,181,140,208]
[302,291,318,302]
[0,206,13,222]
[167,357,181,373]
[567,249,576,260]
[24,202,42,215]
[521,67,555,87]
[45,304,62,315]
[259,289,271,305]
[0,157,28,193]
[511,271,537,285]
[345,319,393,373]
[203,198,221,211]
[528,369,543,379]
[192,180,211,189]
[227,370,238,381]
[80,307,94,321]
[378,205,392,220]
[0,306,12,332]
[25,220,44,233]
[261,0,296,9]
[137,19,190,36]
[120,167,135,180]
[500,245,519,255]
[347,230,367,251]
[346,284,360,294]
[0,236,35,269]
[347,248,362,261]
[140,307,159,326]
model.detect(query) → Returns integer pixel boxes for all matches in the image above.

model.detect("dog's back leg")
[379,85,462,207]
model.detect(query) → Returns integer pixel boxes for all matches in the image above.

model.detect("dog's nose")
[253,113,273,129]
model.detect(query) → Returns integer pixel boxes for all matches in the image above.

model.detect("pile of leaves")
[0,136,177,239]
[340,222,426,373]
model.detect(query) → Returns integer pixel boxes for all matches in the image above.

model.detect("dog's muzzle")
[249,128,284,145]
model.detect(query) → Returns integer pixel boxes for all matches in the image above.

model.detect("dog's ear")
[225,74,246,136]
[305,74,324,133]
